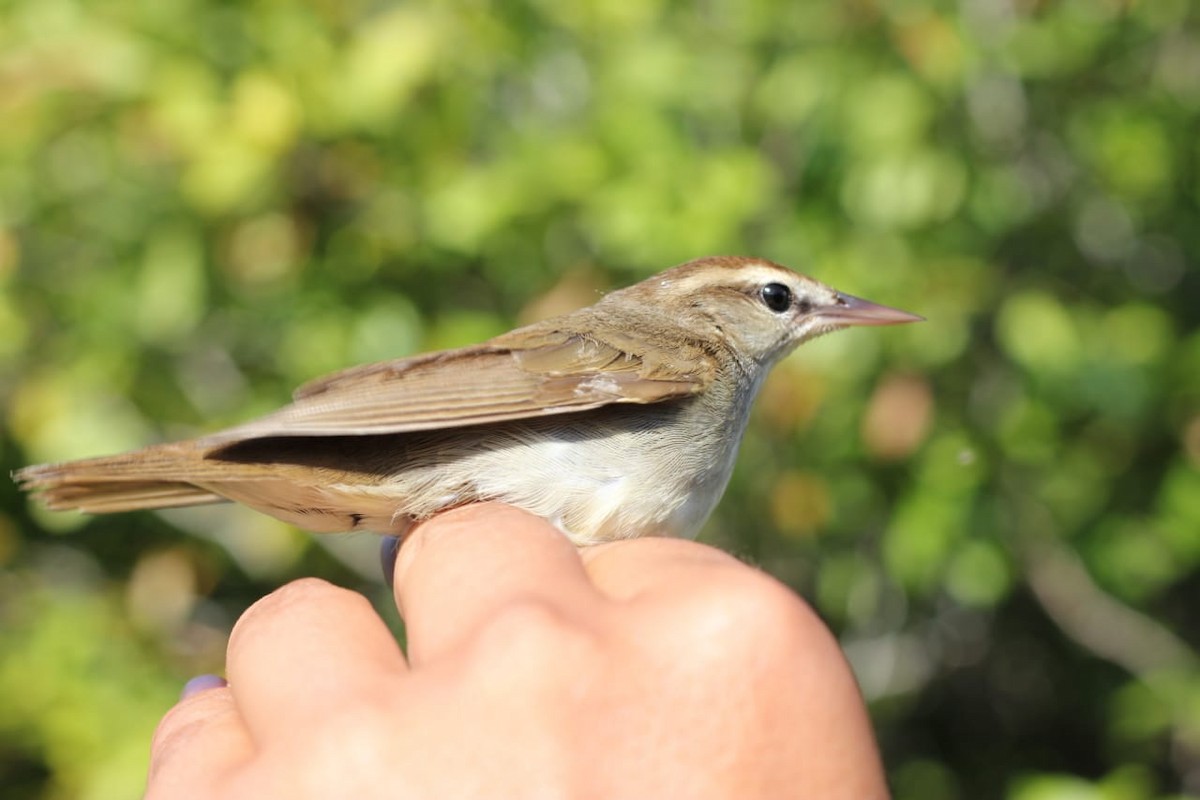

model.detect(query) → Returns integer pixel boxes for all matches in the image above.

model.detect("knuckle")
[150,706,196,761]
[469,598,602,682]
[665,570,820,665]
[149,691,231,774]
[478,598,583,650]
[229,578,358,647]
[259,577,339,610]
[257,706,401,795]
[308,706,395,762]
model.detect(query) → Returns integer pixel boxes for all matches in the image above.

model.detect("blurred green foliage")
[2,0,1198,797]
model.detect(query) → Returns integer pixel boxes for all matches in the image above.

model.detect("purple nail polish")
[380,535,401,589]
[181,674,227,699]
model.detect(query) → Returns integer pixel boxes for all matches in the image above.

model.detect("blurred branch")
[1022,536,1197,676]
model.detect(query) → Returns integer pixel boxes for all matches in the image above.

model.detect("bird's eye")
[760,283,792,313]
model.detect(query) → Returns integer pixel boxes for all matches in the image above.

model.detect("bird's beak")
[816,293,925,326]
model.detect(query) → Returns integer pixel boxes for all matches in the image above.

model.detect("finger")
[580,536,748,602]
[392,502,599,666]
[580,537,889,796]
[226,578,407,741]
[146,685,253,800]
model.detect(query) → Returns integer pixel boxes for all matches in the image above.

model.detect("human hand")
[147,503,887,799]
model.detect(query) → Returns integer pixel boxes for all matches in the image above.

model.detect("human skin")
[146,503,889,799]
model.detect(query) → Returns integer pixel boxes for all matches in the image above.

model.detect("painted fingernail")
[181,674,227,700]
[380,535,401,589]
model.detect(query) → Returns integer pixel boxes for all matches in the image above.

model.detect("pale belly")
[373,400,749,545]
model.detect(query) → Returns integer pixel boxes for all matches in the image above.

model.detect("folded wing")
[212,326,714,441]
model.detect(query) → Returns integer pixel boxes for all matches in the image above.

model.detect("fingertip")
[149,681,247,793]
[579,536,747,602]
[392,503,570,604]
[391,503,594,664]
[224,577,407,739]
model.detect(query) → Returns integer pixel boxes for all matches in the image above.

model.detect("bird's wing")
[215,326,715,440]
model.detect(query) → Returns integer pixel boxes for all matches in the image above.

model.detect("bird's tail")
[14,439,408,534]
[13,443,226,514]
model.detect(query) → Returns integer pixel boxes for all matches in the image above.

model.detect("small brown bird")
[15,256,921,545]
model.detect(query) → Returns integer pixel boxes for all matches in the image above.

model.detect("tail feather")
[37,480,226,513]
[14,441,408,534]
[14,442,231,514]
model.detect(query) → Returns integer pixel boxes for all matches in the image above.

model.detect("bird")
[15,256,922,546]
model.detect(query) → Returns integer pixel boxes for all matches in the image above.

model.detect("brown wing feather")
[215,326,713,441]
[13,313,719,517]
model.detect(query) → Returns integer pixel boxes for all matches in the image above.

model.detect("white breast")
[371,372,762,546]
[473,398,750,544]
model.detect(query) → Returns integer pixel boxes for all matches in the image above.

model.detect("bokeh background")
[2,0,1198,797]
